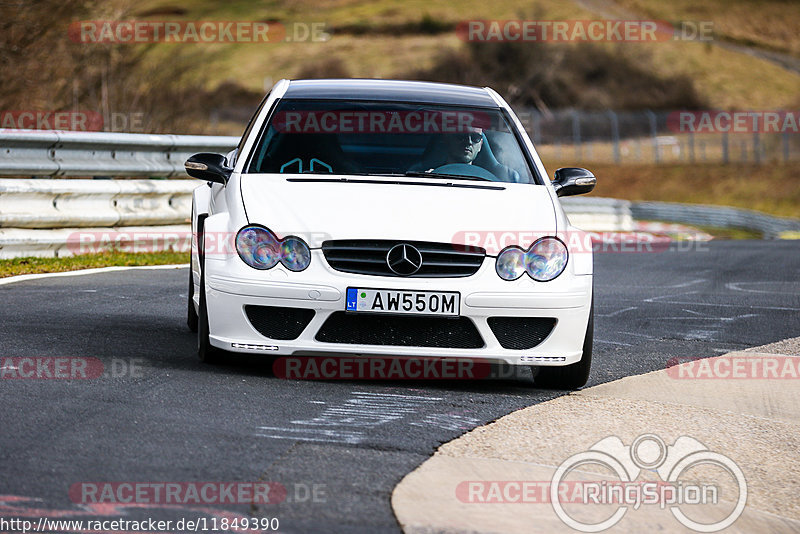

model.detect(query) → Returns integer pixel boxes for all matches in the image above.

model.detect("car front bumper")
[200,251,592,366]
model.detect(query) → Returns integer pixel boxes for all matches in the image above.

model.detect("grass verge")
[0,251,188,278]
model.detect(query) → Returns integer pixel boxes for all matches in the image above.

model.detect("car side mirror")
[185,153,231,184]
[552,167,596,197]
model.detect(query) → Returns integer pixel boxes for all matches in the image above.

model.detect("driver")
[444,130,484,165]
[411,128,520,182]
[413,128,484,172]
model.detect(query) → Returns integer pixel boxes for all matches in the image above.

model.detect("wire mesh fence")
[514,109,800,165]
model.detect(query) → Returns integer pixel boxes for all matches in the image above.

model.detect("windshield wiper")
[402,171,490,182]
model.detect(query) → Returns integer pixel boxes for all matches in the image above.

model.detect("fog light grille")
[488,317,556,350]
[245,305,315,340]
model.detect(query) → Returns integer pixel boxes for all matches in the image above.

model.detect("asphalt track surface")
[1,240,798,533]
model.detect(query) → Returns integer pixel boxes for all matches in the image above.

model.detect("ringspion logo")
[550,434,746,532]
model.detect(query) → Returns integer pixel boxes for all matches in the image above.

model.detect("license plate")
[346,288,460,316]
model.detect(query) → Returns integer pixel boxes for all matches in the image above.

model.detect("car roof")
[283,79,499,107]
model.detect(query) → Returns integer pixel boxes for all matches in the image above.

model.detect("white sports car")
[186,79,596,389]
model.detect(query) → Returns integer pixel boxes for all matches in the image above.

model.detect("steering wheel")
[433,163,498,181]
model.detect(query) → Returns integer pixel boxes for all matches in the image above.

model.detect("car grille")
[245,305,316,340]
[321,240,485,278]
[487,317,557,350]
[315,312,484,348]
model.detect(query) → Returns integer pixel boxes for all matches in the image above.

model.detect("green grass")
[0,251,188,278]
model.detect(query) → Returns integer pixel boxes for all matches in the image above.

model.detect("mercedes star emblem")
[386,244,423,276]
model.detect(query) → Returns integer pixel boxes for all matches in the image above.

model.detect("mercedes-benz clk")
[185,79,597,389]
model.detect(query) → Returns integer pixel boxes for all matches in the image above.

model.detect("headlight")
[495,247,526,281]
[495,237,568,282]
[236,226,311,271]
[525,237,568,281]
[236,226,280,269]
[279,236,311,272]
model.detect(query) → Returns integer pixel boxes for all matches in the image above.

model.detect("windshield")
[246,99,537,183]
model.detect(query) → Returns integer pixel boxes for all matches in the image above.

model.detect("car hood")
[240,175,557,253]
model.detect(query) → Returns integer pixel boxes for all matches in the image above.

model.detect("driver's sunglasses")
[453,132,483,144]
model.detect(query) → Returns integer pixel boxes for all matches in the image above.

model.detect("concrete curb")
[392,340,800,533]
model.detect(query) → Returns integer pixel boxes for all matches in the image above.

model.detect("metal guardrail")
[559,197,634,232]
[0,178,196,228]
[630,201,800,239]
[0,131,798,258]
[0,130,237,177]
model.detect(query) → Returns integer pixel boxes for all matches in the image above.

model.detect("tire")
[197,267,224,364]
[534,300,593,390]
[187,268,198,332]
